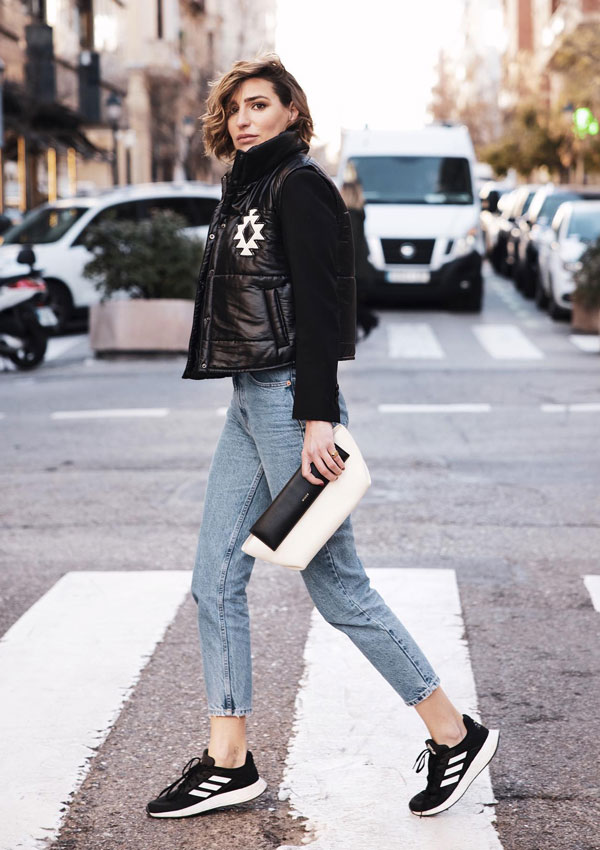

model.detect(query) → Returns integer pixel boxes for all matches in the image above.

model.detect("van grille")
[381,238,435,265]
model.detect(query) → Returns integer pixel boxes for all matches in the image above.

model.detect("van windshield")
[1,205,88,245]
[347,156,473,205]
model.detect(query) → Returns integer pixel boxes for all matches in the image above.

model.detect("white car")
[0,182,221,330]
[537,200,600,320]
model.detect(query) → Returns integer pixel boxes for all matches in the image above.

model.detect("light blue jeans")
[191,363,440,716]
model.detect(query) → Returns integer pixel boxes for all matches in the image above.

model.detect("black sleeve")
[279,168,341,422]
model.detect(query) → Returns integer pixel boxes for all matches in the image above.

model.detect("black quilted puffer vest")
[182,129,356,379]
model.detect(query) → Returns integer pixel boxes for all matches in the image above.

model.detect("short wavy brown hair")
[201,53,314,163]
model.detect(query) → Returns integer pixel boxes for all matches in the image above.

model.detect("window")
[140,196,218,227]
[1,206,87,245]
[71,202,142,245]
[538,193,579,224]
[348,156,473,205]
[27,0,47,22]
[157,0,163,39]
[567,210,600,243]
[75,0,94,50]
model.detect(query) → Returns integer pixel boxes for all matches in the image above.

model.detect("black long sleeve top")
[279,168,342,422]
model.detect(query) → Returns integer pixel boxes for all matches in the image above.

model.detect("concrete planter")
[90,299,194,353]
[570,301,600,335]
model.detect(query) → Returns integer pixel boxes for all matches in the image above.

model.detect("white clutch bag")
[241,424,371,570]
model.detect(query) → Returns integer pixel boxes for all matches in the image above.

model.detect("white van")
[337,125,483,311]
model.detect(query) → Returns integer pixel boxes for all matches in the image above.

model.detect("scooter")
[0,246,58,370]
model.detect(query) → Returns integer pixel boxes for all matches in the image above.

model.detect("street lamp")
[106,91,122,186]
[182,115,195,180]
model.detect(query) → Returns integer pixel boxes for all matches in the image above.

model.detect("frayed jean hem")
[208,707,253,717]
[404,676,441,708]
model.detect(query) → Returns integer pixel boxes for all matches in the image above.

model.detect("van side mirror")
[17,247,36,266]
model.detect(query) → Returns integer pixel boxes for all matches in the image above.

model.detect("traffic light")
[573,107,599,139]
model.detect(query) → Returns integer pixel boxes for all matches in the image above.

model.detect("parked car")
[337,124,484,311]
[537,200,600,319]
[514,185,600,301]
[0,182,221,331]
[496,184,538,278]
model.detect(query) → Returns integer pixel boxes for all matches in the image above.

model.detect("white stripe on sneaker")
[189,789,211,798]
[198,781,222,791]
[440,775,460,787]
[209,775,231,784]
[448,752,467,765]
[149,777,267,818]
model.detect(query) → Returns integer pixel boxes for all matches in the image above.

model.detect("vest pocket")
[263,287,290,349]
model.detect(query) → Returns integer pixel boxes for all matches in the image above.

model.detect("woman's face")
[227,77,299,153]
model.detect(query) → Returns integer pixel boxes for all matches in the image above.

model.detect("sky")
[276,0,465,160]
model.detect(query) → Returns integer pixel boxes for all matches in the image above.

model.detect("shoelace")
[413,741,438,774]
[158,757,212,799]
[413,741,449,792]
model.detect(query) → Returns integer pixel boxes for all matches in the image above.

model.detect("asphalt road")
[2,263,599,850]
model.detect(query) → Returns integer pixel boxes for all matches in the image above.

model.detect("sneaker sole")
[410,729,500,818]
[147,777,267,818]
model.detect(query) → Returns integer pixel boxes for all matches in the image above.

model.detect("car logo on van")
[400,243,416,259]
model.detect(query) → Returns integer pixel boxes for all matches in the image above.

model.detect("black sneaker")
[146,749,267,818]
[409,714,499,817]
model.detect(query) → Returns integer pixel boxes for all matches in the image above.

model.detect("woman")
[339,179,381,340]
[146,54,498,821]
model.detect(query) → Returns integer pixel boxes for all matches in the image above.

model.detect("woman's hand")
[302,420,345,485]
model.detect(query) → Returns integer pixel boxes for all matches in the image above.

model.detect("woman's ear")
[288,102,299,125]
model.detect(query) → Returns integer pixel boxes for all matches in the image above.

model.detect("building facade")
[0,0,276,214]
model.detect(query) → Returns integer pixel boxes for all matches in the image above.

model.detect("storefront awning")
[2,81,108,160]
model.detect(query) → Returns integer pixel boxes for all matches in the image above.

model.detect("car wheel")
[45,279,73,333]
[518,263,534,298]
[547,278,569,321]
[7,315,47,370]
[453,281,483,313]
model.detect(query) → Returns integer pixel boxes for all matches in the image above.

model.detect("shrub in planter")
[82,210,204,300]
[83,211,204,352]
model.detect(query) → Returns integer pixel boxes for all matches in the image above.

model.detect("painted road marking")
[379,403,491,413]
[387,323,445,359]
[570,335,600,353]
[45,334,89,361]
[51,408,170,420]
[279,568,501,850]
[472,324,544,360]
[0,570,191,850]
[541,403,600,413]
[584,575,600,612]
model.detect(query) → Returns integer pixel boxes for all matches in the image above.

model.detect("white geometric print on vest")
[233,208,265,256]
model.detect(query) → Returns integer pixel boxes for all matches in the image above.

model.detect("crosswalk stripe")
[0,570,191,850]
[472,324,544,360]
[387,323,445,359]
[584,575,600,612]
[279,568,502,850]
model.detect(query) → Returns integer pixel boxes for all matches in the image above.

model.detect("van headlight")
[453,227,478,257]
